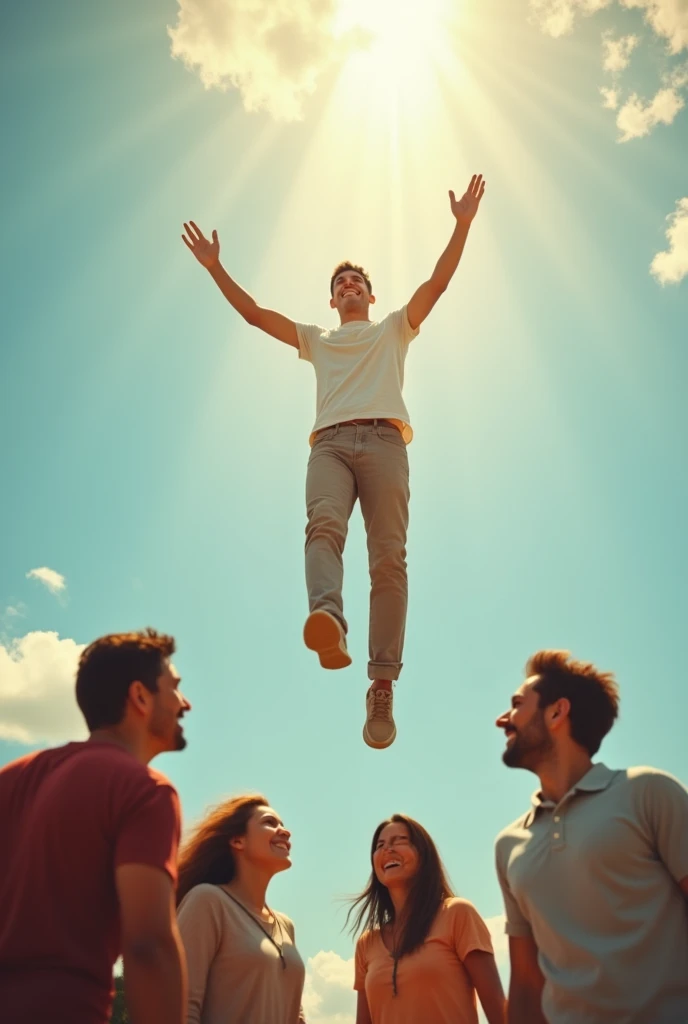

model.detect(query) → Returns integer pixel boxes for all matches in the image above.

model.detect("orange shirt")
[354,898,493,1024]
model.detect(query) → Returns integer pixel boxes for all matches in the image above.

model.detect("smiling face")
[330,267,375,320]
[496,675,553,771]
[372,821,420,890]
[231,805,292,876]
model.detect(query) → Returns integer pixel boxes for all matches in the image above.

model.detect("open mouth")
[383,860,402,872]
[272,840,291,853]
[342,289,360,297]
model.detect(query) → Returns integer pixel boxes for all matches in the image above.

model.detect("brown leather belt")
[337,418,380,427]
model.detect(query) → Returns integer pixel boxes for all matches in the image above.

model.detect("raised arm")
[182,221,298,348]
[407,174,485,331]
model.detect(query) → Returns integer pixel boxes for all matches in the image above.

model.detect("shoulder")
[355,928,379,956]
[623,765,686,789]
[296,321,328,338]
[443,896,480,914]
[179,883,225,914]
[271,910,297,944]
[619,766,688,806]
[440,897,485,924]
[495,811,531,850]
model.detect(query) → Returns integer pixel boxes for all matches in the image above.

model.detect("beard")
[502,713,552,769]
[150,707,187,751]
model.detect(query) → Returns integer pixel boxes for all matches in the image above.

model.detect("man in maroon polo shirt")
[0,628,192,1024]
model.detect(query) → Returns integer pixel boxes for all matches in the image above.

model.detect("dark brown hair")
[76,628,175,731]
[176,795,268,906]
[528,649,620,756]
[346,815,454,961]
[330,261,372,296]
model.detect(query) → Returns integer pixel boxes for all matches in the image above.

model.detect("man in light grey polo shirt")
[495,649,688,1024]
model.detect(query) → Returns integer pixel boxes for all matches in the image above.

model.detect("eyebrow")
[375,833,409,845]
[335,273,363,283]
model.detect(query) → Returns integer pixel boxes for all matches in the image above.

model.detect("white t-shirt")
[296,306,419,444]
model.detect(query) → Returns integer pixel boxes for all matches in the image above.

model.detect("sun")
[332,0,454,105]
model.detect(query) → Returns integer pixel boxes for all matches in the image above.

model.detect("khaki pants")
[305,421,410,681]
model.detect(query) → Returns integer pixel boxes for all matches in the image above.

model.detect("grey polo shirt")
[495,763,688,1024]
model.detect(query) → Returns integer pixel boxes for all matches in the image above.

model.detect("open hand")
[182,221,220,268]
[449,175,485,225]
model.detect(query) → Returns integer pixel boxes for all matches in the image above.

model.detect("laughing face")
[330,268,375,320]
[232,805,292,875]
[372,822,420,890]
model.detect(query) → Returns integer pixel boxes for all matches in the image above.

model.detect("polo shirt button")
[554,816,560,822]
[553,832,560,839]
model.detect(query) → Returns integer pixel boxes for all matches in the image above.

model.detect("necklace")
[219,888,286,970]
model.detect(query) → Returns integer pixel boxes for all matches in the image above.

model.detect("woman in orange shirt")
[348,814,506,1024]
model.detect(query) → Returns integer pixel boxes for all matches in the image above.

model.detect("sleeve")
[114,779,181,884]
[177,886,223,1024]
[353,933,369,992]
[449,899,495,960]
[394,305,420,346]
[295,323,323,363]
[636,769,688,883]
[495,837,533,938]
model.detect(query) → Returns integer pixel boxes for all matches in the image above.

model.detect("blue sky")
[1,0,687,1017]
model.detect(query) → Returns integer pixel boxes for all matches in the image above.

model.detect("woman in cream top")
[348,814,505,1024]
[176,794,306,1024]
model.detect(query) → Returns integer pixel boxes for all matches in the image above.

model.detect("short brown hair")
[76,628,176,731]
[527,649,620,756]
[330,261,372,296]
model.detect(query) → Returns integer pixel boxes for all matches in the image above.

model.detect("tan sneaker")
[363,686,397,749]
[303,610,352,670]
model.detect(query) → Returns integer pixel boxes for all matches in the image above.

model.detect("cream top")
[177,884,306,1024]
[296,306,419,444]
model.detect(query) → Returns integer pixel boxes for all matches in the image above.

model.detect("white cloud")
[0,631,86,744]
[302,951,355,1024]
[620,0,688,54]
[529,0,612,38]
[603,31,640,69]
[168,0,353,121]
[616,84,685,137]
[301,915,508,1024]
[531,0,688,49]
[651,196,688,283]
[601,84,621,105]
[26,567,66,595]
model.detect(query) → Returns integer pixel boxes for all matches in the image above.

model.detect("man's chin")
[173,728,187,751]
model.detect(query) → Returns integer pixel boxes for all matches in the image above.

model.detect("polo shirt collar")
[524,762,615,826]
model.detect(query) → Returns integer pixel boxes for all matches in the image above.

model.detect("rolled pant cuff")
[368,662,402,682]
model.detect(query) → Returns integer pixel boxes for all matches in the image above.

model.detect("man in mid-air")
[183,174,485,748]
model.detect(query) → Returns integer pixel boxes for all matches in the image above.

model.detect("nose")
[278,826,291,839]
[495,711,510,729]
[182,696,192,712]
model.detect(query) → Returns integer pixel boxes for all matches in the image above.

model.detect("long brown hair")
[176,794,268,906]
[345,814,454,959]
